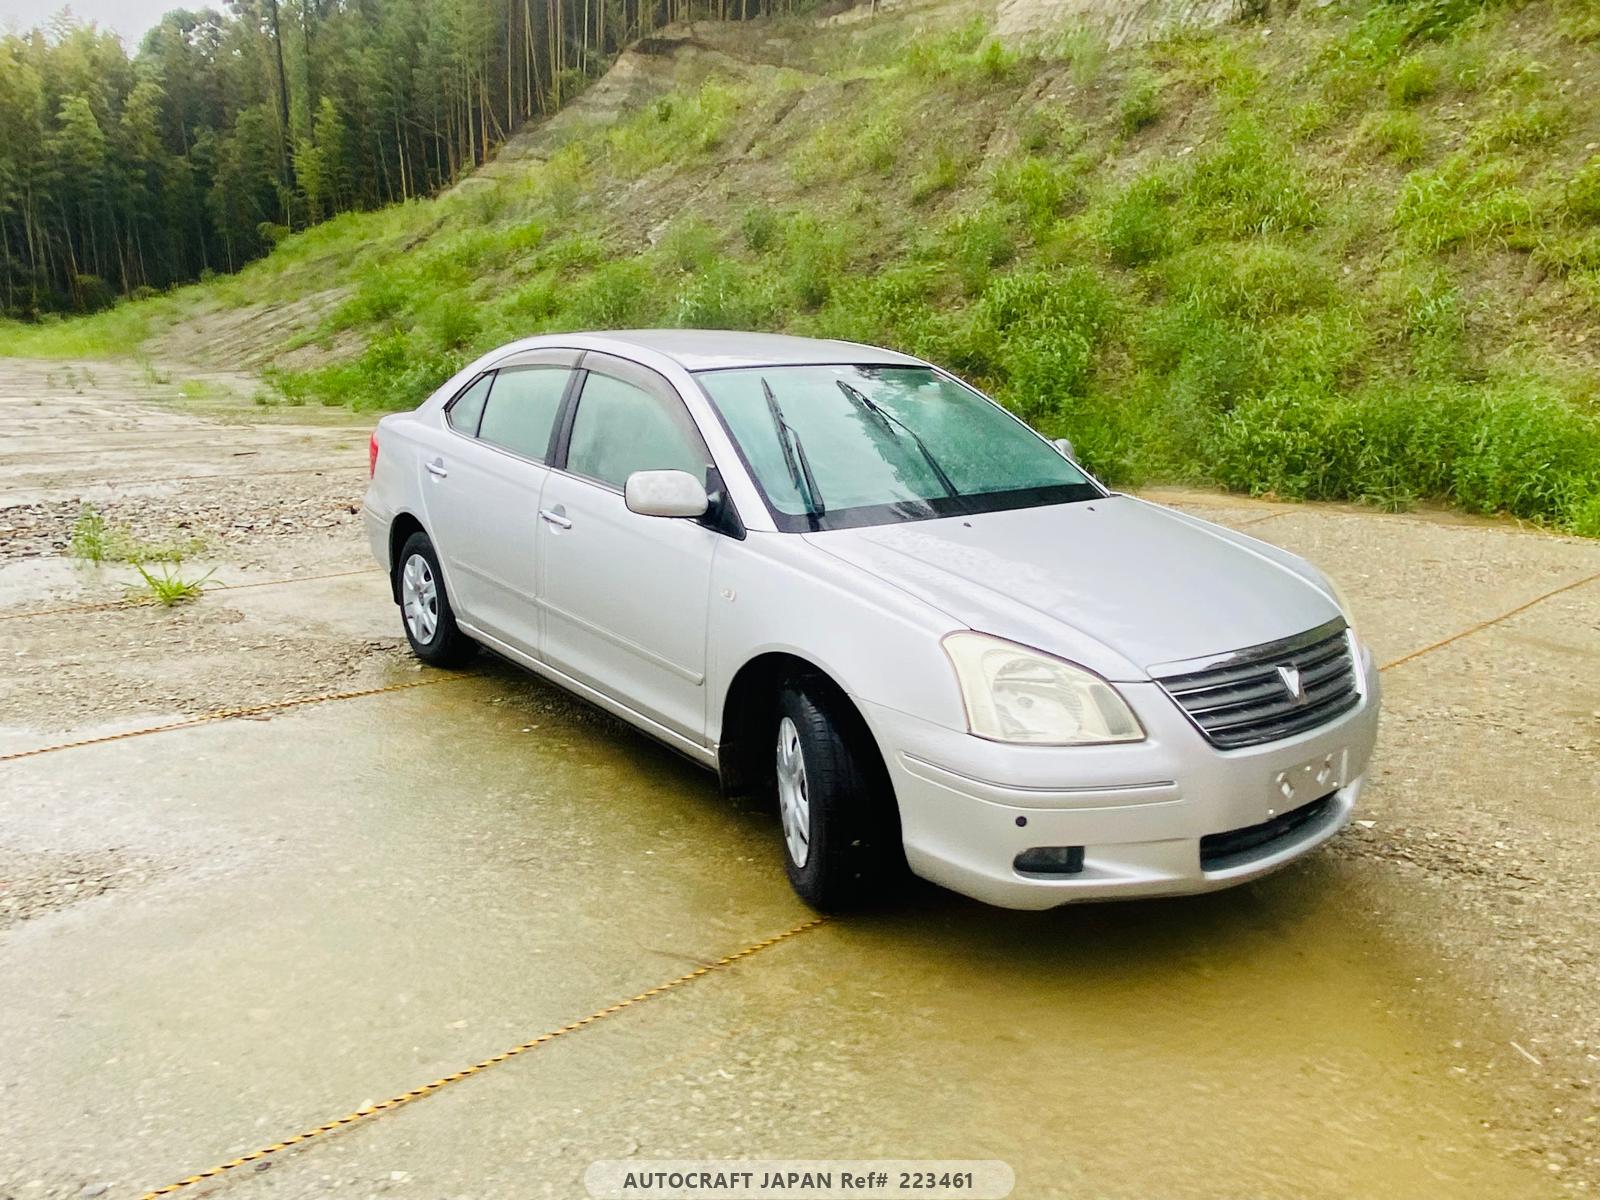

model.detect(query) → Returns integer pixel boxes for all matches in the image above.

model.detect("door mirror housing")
[624,469,710,518]
[1052,436,1076,461]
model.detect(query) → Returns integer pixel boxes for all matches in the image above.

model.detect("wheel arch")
[387,511,428,603]
[717,652,898,832]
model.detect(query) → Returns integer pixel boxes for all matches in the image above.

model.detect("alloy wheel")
[776,715,811,868]
[401,552,439,644]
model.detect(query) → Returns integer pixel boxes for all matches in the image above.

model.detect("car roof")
[585,329,927,372]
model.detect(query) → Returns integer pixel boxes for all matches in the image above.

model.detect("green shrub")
[562,260,665,329]
[740,204,781,252]
[1100,173,1181,266]
[808,264,951,359]
[497,274,563,328]
[977,267,1115,418]
[1568,487,1600,538]
[1563,157,1600,225]
[904,19,985,77]
[1049,27,1107,86]
[1185,118,1319,236]
[1450,384,1600,519]
[69,503,204,565]
[903,19,1017,83]
[782,214,851,310]
[1361,110,1427,164]
[1471,100,1568,152]
[68,504,113,563]
[296,329,464,410]
[332,274,409,329]
[911,148,968,205]
[1359,0,1492,51]
[992,155,1081,236]
[1141,301,1264,409]
[1018,106,1080,154]
[859,114,901,173]
[1207,380,1600,528]
[1396,153,1535,249]
[1400,276,1466,375]
[673,263,779,329]
[607,81,739,172]
[660,219,721,271]
[940,213,1016,295]
[524,143,589,216]
[1119,73,1164,135]
[1387,55,1438,105]
[1557,0,1600,42]
[130,562,215,607]
[1533,231,1600,279]
[975,38,1017,82]
[533,233,605,272]
[1162,243,1336,321]
[417,297,480,352]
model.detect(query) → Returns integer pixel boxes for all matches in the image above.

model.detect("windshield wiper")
[762,377,825,518]
[836,380,959,500]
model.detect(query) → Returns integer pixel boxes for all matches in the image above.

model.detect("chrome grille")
[1150,619,1359,750]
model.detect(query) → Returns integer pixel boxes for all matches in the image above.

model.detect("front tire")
[774,679,897,911]
[396,531,475,667]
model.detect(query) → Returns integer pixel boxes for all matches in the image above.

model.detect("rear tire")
[396,531,475,667]
[774,678,897,911]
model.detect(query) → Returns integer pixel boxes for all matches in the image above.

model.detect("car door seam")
[534,595,706,685]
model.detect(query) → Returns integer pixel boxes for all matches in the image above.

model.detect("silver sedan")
[363,331,1380,910]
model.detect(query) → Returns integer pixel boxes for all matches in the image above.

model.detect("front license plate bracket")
[1268,750,1344,817]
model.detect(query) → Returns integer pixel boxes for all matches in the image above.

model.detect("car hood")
[804,495,1340,680]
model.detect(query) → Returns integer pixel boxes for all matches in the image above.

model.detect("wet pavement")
[2,360,1598,1198]
[0,673,1568,1199]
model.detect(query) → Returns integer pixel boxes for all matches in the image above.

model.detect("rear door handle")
[539,508,572,530]
[425,459,448,479]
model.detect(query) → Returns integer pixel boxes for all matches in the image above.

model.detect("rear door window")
[477,366,571,462]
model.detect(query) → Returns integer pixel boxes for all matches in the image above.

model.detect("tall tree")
[0,0,801,316]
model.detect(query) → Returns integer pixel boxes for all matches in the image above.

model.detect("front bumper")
[859,645,1381,910]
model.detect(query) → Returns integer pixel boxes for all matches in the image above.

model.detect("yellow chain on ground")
[138,917,827,1199]
[10,547,1583,1194]
[0,677,454,764]
[1379,569,1599,673]
[0,568,380,622]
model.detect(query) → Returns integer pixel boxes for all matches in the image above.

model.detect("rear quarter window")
[445,373,493,437]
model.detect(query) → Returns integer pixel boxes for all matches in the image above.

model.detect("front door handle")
[539,508,572,530]
[425,459,448,479]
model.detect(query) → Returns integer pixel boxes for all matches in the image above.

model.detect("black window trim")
[547,350,745,540]
[443,370,495,439]
[440,351,583,468]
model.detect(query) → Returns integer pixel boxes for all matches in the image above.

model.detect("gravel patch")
[0,846,169,932]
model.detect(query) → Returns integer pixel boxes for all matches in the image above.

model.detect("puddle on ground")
[0,660,1563,1198]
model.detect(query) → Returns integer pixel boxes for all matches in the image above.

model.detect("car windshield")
[696,364,1101,531]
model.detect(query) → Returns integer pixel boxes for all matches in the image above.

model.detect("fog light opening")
[1013,846,1085,875]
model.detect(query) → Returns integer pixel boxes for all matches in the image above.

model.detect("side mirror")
[624,469,709,518]
[1052,436,1076,461]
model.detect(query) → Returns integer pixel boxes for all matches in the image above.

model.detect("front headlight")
[942,632,1145,746]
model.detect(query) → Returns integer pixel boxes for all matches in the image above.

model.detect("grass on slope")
[4,0,1600,535]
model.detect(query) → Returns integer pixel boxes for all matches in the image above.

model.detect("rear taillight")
[368,430,379,478]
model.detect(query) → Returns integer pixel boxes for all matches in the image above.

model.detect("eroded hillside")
[5,0,1599,532]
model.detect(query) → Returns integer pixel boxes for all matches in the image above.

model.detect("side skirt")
[457,620,720,771]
